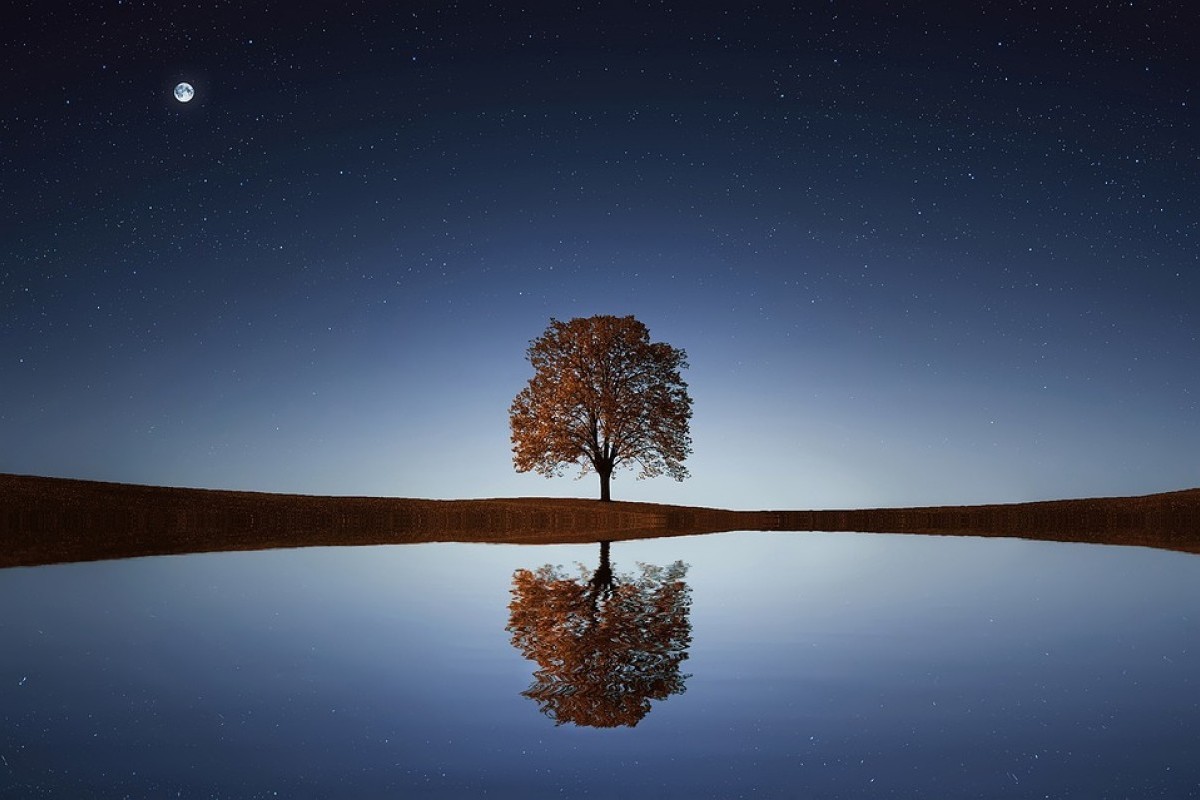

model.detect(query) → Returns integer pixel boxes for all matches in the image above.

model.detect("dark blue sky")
[3,2,1197,508]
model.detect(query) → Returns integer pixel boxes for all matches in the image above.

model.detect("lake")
[2,531,1198,798]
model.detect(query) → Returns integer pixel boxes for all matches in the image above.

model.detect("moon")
[173,82,194,103]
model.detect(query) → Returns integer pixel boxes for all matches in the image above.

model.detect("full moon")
[173,82,194,103]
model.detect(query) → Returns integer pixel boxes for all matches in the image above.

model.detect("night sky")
[3,2,1197,509]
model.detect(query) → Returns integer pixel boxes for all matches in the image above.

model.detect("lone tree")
[506,546,693,728]
[509,314,693,501]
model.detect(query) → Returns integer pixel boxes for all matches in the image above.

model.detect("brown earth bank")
[2,473,1199,569]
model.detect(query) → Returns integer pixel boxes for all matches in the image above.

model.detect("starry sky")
[2,2,1197,510]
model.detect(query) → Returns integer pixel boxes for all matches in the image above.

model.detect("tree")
[506,542,692,728]
[509,314,693,501]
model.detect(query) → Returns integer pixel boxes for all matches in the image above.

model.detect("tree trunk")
[589,540,613,598]
[598,465,612,501]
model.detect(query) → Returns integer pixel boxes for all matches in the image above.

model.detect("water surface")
[2,531,1197,797]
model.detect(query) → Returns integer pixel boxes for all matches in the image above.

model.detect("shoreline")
[3,473,1199,568]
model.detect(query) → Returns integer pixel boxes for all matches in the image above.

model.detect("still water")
[2,531,1198,798]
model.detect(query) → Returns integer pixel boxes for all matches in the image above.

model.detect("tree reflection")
[506,541,692,728]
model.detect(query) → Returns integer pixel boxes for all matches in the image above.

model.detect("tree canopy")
[506,544,692,728]
[509,314,692,501]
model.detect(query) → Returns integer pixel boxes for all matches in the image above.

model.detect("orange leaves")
[506,553,692,727]
[509,315,693,499]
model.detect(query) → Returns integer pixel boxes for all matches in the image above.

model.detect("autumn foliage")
[509,315,693,501]
[506,546,692,728]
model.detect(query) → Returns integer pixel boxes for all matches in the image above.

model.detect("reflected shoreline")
[3,473,1199,568]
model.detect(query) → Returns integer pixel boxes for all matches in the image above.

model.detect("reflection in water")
[4,534,1200,795]
[506,541,692,728]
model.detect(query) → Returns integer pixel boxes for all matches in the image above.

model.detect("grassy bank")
[3,473,1199,568]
